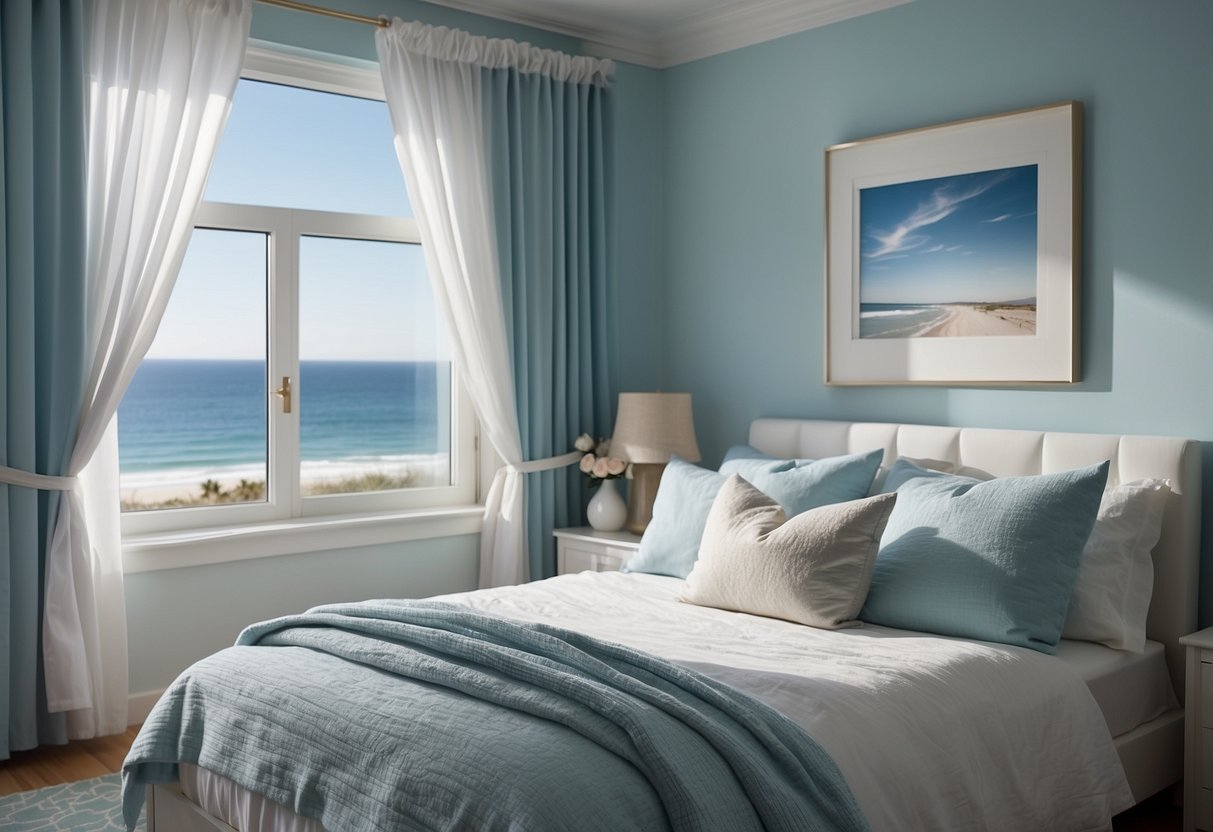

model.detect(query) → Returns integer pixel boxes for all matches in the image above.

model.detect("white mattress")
[176,572,1151,831]
[1054,638,1178,738]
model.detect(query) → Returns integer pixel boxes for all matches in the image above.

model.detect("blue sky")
[859,164,1038,305]
[145,79,447,362]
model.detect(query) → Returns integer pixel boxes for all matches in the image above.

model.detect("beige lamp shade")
[610,392,701,464]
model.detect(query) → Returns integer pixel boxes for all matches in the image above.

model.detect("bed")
[127,418,1202,831]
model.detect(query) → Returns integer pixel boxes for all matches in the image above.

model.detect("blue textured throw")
[122,601,867,832]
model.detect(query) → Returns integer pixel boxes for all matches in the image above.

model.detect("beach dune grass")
[120,469,419,511]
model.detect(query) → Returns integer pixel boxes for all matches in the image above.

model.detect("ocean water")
[117,359,450,490]
[858,303,951,338]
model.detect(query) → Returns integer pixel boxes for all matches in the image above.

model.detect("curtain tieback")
[0,464,78,491]
[505,451,583,475]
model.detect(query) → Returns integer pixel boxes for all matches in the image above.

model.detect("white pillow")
[680,475,897,629]
[1062,478,1171,652]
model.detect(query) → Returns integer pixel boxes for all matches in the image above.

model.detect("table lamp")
[609,392,700,535]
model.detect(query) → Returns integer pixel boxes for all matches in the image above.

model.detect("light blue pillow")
[878,457,955,493]
[625,449,885,579]
[860,461,1110,654]
[722,449,884,516]
[624,458,725,578]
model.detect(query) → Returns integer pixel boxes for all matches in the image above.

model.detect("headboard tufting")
[748,418,1201,699]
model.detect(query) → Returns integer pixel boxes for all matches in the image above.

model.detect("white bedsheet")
[180,571,1134,831]
[449,571,1134,832]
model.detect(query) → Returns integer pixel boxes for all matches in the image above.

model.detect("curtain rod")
[256,0,389,29]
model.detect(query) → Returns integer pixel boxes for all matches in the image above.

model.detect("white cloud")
[864,172,1010,260]
[984,213,1014,223]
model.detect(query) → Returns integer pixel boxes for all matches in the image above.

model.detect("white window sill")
[122,505,484,574]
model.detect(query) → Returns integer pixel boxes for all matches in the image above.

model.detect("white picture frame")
[825,101,1081,385]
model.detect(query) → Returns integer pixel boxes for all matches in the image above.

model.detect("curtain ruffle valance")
[383,19,614,86]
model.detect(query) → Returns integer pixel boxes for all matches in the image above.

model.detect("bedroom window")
[117,48,475,536]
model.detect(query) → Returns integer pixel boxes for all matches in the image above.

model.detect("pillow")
[681,476,897,628]
[881,459,1167,652]
[1062,479,1170,652]
[624,458,726,578]
[871,456,959,493]
[721,444,782,464]
[625,449,884,579]
[861,461,1110,654]
[720,448,884,516]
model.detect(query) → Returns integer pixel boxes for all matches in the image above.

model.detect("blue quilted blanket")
[122,600,867,831]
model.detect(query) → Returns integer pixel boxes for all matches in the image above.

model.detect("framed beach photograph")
[825,102,1081,385]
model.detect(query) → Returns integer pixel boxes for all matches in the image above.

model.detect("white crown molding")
[417,0,911,68]
[661,0,912,67]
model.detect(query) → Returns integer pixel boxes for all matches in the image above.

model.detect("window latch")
[273,376,293,414]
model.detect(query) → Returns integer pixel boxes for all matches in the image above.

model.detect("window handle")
[273,376,293,414]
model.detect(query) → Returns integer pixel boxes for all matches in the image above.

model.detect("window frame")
[120,44,476,540]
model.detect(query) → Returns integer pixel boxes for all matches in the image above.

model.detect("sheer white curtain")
[42,0,250,736]
[375,21,601,588]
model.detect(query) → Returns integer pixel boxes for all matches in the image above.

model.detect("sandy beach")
[121,455,451,508]
[917,304,1036,337]
[121,476,255,508]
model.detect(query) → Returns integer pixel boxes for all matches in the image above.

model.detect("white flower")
[592,458,611,479]
[606,458,626,476]
[595,439,611,457]
[579,453,596,473]
[574,433,595,452]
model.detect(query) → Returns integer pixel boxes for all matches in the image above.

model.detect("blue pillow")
[624,458,725,578]
[625,449,885,579]
[860,461,1110,654]
[878,457,955,493]
[722,449,884,516]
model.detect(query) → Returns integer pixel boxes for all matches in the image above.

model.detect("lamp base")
[625,463,667,535]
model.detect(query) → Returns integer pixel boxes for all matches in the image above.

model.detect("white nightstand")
[554,527,641,575]
[1182,627,1213,831]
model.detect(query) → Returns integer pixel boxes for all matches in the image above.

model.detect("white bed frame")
[749,418,1201,804]
[146,418,1202,829]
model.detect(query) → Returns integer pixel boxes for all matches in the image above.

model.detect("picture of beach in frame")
[825,101,1079,385]
[858,164,1038,339]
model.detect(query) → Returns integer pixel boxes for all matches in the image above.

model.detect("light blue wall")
[126,0,665,694]
[659,0,1213,614]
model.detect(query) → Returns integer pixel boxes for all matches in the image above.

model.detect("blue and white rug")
[0,773,145,831]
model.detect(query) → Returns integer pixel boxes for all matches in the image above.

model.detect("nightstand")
[553,527,641,575]
[1182,627,1213,831]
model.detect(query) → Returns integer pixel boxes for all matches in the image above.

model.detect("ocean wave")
[859,306,943,319]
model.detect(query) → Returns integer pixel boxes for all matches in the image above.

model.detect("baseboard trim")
[128,689,165,726]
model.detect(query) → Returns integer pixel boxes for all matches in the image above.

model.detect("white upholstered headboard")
[749,418,1201,698]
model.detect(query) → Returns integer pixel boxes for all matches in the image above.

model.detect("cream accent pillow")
[680,475,897,629]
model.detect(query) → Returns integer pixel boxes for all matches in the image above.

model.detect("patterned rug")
[0,773,145,831]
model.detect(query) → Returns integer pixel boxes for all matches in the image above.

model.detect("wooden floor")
[1113,787,1183,830]
[0,726,139,796]
[0,724,1185,829]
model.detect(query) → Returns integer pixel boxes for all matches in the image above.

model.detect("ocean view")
[859,301,1037,339]
[118,359,451,504]
[858,303,951,338]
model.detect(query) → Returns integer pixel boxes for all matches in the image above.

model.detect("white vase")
[587,479,626,532]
